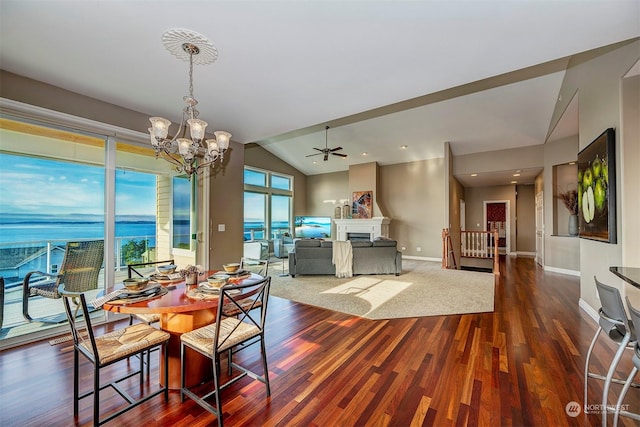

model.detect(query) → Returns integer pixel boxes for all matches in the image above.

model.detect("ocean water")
[0,221,157,246]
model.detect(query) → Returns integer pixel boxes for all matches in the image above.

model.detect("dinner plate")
[150,273,183,283]
[118,283,161,297]
[225,269,248,276]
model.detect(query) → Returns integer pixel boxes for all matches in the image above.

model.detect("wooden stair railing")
[442,228,500,275]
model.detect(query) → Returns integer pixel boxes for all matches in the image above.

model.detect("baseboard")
[543,265,580,277]
[579,298,599,323]
[402,255,441,262]
[517,252,536,257]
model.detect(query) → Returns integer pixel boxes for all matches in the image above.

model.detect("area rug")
[269,259,495,320]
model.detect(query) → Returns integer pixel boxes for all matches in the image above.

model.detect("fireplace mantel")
[333,217,391,241]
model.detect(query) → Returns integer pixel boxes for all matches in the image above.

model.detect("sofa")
[288,239,402,277]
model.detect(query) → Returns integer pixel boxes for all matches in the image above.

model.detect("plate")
[118,283,161,297]
[151,273,183,283]
[225,269,248,276]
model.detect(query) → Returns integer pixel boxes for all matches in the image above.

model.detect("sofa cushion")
[320,241,333,248]
[351,241,373,248]
[372,240,397,247]
[295,239,321,248]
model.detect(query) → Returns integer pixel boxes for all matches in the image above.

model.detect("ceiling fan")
[306,126,347,161]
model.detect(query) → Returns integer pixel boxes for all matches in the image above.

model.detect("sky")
[0,153,156,217]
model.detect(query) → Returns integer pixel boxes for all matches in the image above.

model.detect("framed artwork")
[352,191,372,219]
[578,128,616,243]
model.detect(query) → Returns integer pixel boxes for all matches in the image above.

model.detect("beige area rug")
[270,259,495,320]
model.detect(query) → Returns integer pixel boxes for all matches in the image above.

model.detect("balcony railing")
[0,236,157,339]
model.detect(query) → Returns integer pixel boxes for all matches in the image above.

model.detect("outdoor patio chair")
[22,240,104,323]
[180,276,271,427]
[59,283,169,426]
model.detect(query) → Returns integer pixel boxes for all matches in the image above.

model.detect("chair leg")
[228,348,233,375]
[602,336,631,427]
[260,336,271,397]
[584,327,602,413]
[139,351,144,387]
[147,348,151,378]
[213,354,223,427]
[180,343,185,402]
[73,349,79,417]
[94,364,100,427]
[613,366,639,427]
[163,342,169,402]
[22,289,34,322]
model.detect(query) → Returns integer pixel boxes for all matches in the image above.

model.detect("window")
[172,176,192,250]
[244,167,293,241]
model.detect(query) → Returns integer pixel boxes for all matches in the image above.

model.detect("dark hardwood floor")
[1,257,637,426]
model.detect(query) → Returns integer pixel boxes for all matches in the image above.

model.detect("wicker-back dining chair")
[59,283,169,426]
[181,276,272,427]
[22,240,104,323]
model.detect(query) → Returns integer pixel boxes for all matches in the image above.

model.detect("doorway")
[535,191,544,266]
[483,200,510,254]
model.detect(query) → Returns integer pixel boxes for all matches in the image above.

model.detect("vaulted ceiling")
[1,1,638,185]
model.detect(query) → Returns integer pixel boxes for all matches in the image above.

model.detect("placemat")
[107,286,169,305]
[186,285,241,300]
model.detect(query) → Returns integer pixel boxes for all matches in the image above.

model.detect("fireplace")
[346,232,371,241]
[333,217,391,241]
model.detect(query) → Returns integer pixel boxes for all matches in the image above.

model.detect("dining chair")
[59,284,170,426]
[584,277,637,427]
[22,240,104,323]
[127,259,174,375]
[240,257,269,276]
[613,297,640,427]
[180,276,272,427]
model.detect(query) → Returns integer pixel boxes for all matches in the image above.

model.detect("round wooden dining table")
[103,271,263,390]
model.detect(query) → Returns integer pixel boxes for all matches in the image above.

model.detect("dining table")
[102,270,264,390]
[610,266,640,289]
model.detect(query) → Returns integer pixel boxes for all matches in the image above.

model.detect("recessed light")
[342,156,348,160]
[513,173,521,177]
[569,161,576,165]
[511,180,518,184]
[400,145,408,149]
[312,161,317,164]
[362,152,368,156]
[471,173,478,177]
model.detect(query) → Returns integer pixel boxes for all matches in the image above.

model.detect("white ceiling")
[1,1,638,186]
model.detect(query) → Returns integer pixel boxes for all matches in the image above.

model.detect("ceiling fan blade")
[306,152,323,157]
[332,152,347,158]
[328,147,343,152]
[312,147,324,152]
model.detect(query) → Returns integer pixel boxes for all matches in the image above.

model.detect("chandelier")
[149,29,231,178]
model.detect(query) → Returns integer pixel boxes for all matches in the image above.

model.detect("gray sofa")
[288,239,402,277]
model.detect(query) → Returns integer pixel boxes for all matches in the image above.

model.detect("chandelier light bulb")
[177,138,193,158]
[187,118,208,142]
[214,131,231,151]
[149,117,171,140]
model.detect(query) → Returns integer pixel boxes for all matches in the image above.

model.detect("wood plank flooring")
[1,257,638,426]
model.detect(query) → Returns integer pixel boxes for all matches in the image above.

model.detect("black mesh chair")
[59,284,169,426]
[180,276,272,427]
[22,240,104,323]
[584,277,637,426]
